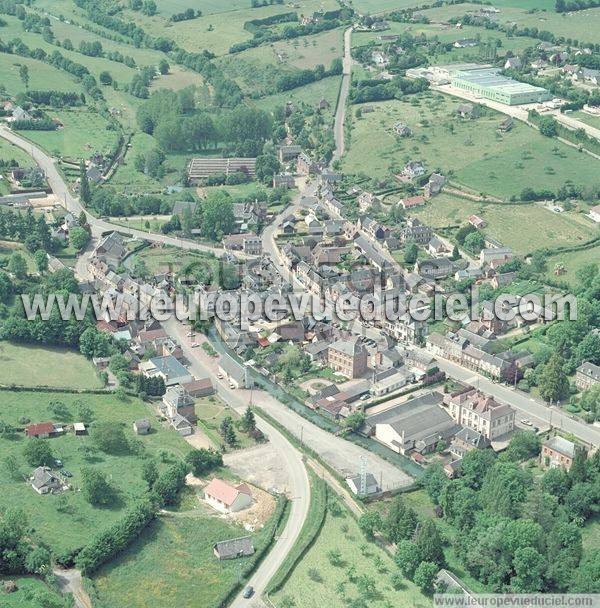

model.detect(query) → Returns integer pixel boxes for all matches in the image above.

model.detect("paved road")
[422,350,600,447]
[164,318,310,608]
[333,27,353,162]
[0,126,230,256]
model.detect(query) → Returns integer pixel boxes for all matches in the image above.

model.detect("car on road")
[242,586,254,599]
[191,343,200,348]
[520,419,532,426]
[186,332,194,337]
[217,373,223,379]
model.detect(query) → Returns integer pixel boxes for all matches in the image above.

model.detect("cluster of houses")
[86,232,215,436]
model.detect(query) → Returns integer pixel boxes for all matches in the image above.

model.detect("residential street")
[165,318,414,491]
[424,350,600,447]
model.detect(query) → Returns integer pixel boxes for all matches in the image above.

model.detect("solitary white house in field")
[204,478,253,513]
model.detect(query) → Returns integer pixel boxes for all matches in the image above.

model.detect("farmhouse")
[400,195,426,210]
[204,478,252,513]
[468,215,486,229]
[187,158,256,183]
[400,217,433,245]
[25,422,56,439]
[93,232,127,269]
[30,467,63,494]
[416,258,453,279]
[213,536,255,560]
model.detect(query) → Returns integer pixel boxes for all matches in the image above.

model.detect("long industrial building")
[450,67,551,106]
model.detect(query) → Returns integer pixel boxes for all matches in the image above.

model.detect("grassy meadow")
[1,577,70,608]
[0,389,190,555]
[409,195,597,255]
[342,93,600,200]
[417,2,600,42]
[91,511,272,608]
[272,500,430,608]
[0,342,102,389]
[16,109,120,159]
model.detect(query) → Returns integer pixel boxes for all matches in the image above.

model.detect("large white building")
[444,388,515,440]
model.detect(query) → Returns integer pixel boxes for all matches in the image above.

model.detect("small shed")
[213,536,255,560]
[73,422,87,436]
[133,419,151,435]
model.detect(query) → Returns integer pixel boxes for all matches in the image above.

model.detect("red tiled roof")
[26,422,54,436]
[204,478,252,507]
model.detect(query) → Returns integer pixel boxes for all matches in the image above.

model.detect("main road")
[333,26,353,162]
[421,350,600,447]
[164,319,311,608]
[0,126,230,256]
[0,124,308,605]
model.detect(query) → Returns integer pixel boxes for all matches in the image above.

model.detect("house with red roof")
[204,478,253,513]
[25,422,56,439]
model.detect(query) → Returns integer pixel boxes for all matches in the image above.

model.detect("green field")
[417,2,600,42]
[17,109,120,159]
[352,22,539,61]
[127,246,218,275]
[273,27,344,70]
[544,244,600,287]
[343,93,600,200]
[0,389,190,555]
[0,139,35,168]
[409,195,597,255]
[0,51,81,96]
[91,511,270,608]
[255,75,342,114]
[0,342,102,389]
[1,577,70,608]
[351,0,423,11]
[122,0,338,56]
[272,500,430,608]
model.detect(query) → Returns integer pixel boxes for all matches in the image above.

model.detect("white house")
[204,478,253,513]
[589,204,600,223]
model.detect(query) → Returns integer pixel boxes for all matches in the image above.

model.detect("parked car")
[242,586,254,599]
[62,470,73,478]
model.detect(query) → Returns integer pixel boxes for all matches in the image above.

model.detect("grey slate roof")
[213,536,255,559]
